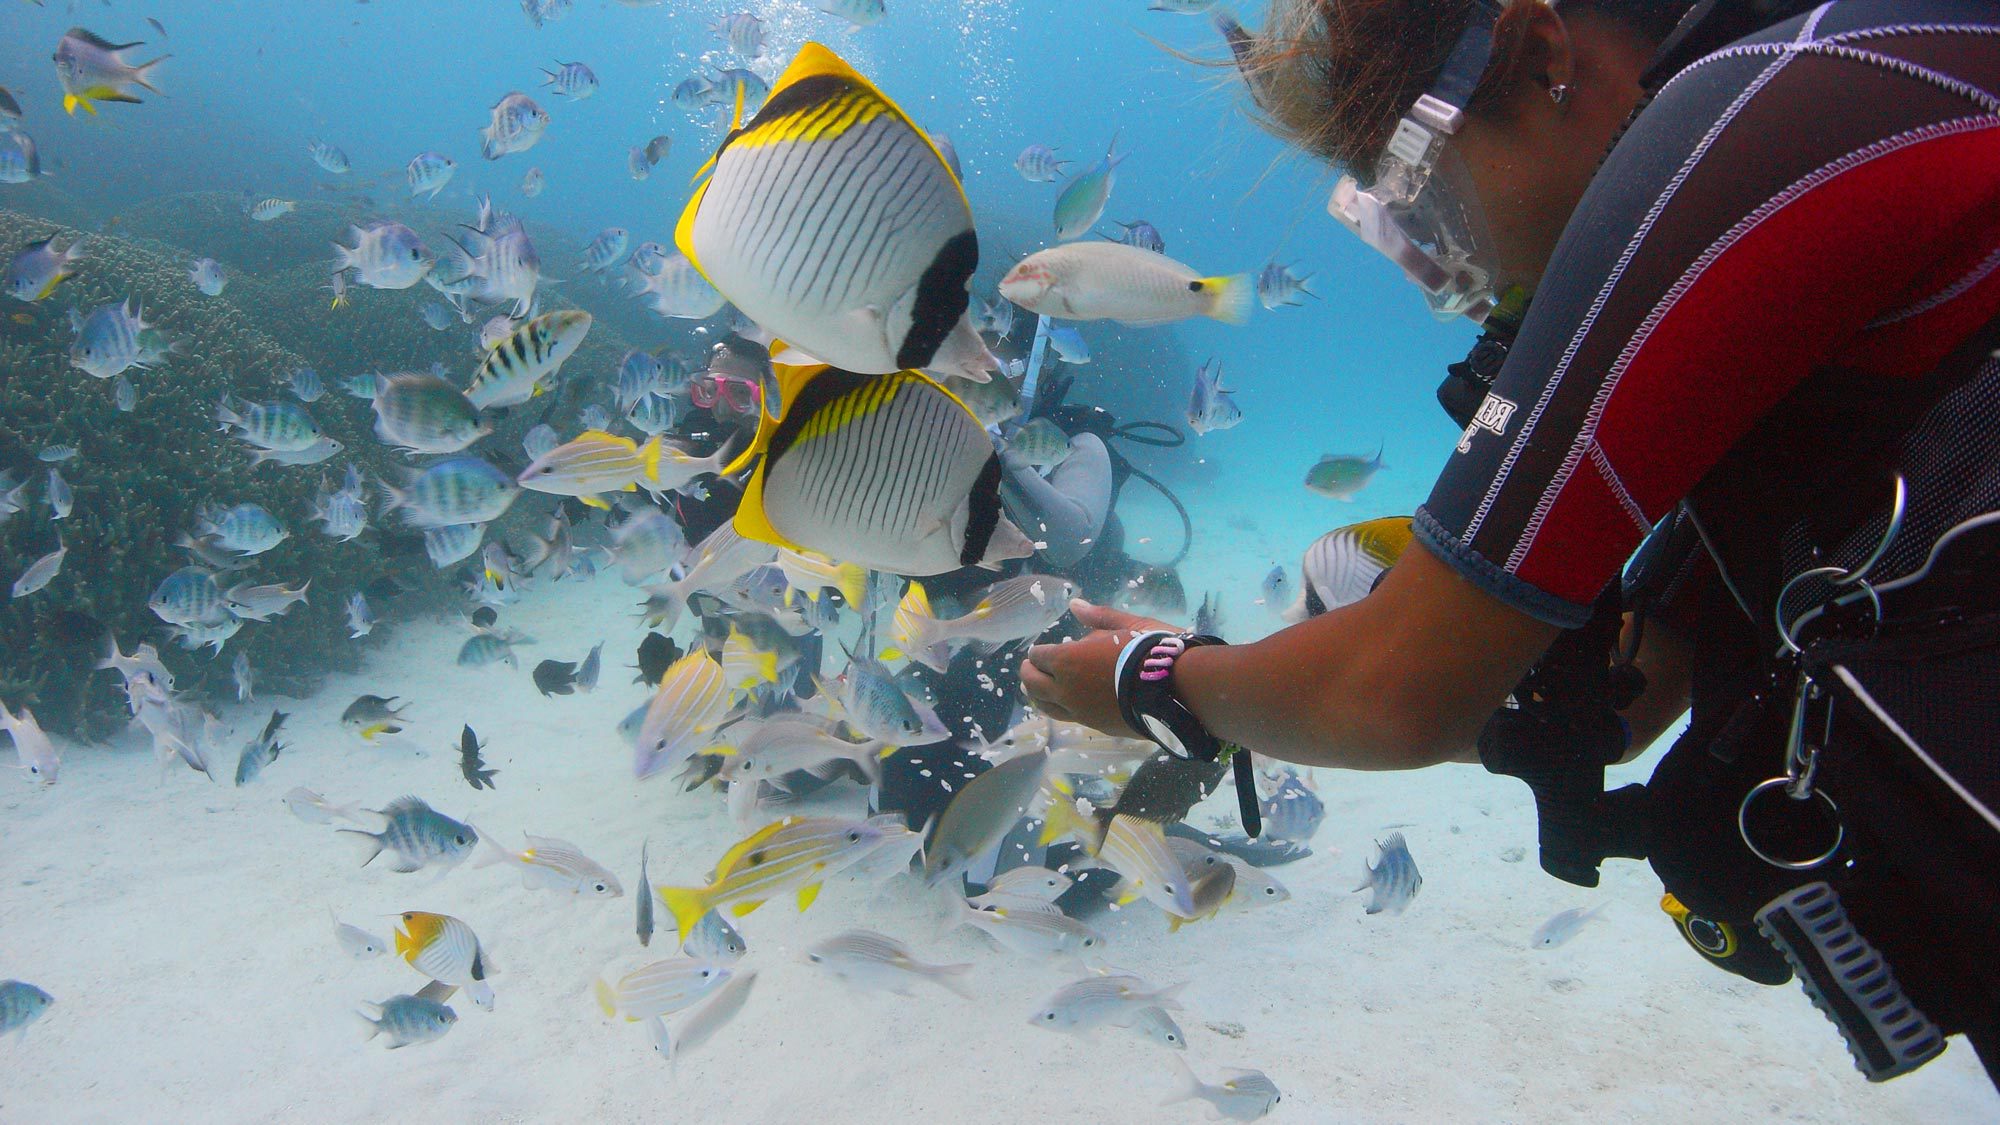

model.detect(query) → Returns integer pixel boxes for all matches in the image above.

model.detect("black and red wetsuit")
[1416,0,2000,629]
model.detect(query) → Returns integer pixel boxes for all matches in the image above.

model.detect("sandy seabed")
[4,496,1997,1125]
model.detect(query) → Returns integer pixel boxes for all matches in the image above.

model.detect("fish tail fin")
[592,976,619,1019]
[134,55,170,96]
[213,395,241,431]
[1200,274,1254,325]
[336,828,383,868]
[1162,1056,1203,1107]
[658,884,709,947]
[639,433,663,485]
[1153,981,1190,1011]
[471,827,513,870]
[1036,776,1087,848]
[355,1007,383,1041]
[928,961,977,1001]
[831,562,867,611]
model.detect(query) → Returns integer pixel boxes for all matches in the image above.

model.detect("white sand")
[4,531,1997,1123]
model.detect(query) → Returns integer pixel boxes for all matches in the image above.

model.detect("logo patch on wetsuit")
[1456,393,1517,454]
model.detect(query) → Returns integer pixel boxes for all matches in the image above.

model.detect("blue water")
[4,2,1997,1121]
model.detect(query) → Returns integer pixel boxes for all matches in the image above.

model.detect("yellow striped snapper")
[518,430,730,508]
[675,43,995,382]
[804,929,974,999]
[1281,516,1413,623]
[475,832,623,897]
[393,911,496,1010]
[725,364,1033,575]
[465,310,591,410]
[1040,791,1198,918]
[654,816,887,945]
[634,649,728,780]
[1001,241,1251,326]
[719,626,780,694]
[53,28,167,116]
[1166,862,1235,933]
[885,575,1077,672]
[595,959,732,1023]
[774,548,867,607]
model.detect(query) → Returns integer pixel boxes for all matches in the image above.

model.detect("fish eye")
[846,831,861,842]
[1042,1012,1056,1021]
[593,882,606,892]
[455,835,468,845]
[402,912,414,920]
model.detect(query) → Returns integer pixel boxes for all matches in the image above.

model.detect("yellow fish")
[654,816,886,946]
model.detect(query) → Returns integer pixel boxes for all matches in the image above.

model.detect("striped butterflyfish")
[675,43,995,383]
[1280,516,1413,623]
[723,363,1034,576]
[466,309,593,411]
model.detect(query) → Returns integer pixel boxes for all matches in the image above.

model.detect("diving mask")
[1326,0,1512,323]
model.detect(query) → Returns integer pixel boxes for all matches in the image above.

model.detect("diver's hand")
[1019,600,1172,735]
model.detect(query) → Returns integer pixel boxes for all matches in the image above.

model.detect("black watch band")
[1112,630,1263,839]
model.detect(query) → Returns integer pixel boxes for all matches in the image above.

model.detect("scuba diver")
[1021,0,2000,1087]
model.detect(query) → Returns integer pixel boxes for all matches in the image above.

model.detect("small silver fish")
[474,831,622,897]
[36,446,79,463]
[1126,1004,1186,1050]
[1532,904,1606,949]
[10,538,66,598]
[1356,831,1421,916]
[804,930,973,999]
[44,468,71,520]
[636,841,655,947]
[283,787,367,825]
[334,914,388,959]
[1029,973,1184,1036]
[1167,1059,1282,1121]
[684,909,747,963]
[233,709,285,786]
[345,592,376,639]
[235,649,257,698]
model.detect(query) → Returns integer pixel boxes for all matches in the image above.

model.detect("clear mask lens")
[1329,133,1497,324]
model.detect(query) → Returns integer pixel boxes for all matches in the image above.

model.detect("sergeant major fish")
[340,797,478,874]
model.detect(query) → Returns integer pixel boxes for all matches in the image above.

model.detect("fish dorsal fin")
[574,428,628,448]
[69,28,145,52]
[711,817,794,879]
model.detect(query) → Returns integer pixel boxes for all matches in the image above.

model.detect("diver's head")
[1233,0,1676,315]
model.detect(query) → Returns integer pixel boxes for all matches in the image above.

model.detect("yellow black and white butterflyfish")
[724,363,1034,576]
[675,43,997,384]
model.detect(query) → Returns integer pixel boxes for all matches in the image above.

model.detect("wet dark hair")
[1235,0,1689,171]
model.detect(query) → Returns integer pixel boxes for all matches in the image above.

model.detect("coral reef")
[0,205,424,737]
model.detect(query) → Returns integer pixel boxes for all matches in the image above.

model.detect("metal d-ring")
[1739,776,1846,870]
[1774,474,1906,655]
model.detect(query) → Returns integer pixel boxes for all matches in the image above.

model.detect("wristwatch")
[1114,630,1263,838]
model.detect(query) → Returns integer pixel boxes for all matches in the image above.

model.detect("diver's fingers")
[1018,652,1070,718]
[1068,600,1161,634]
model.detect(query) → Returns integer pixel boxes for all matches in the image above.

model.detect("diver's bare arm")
[1172,541,1558,771]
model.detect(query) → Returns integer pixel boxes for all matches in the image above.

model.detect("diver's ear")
[1483,1,1575,120]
